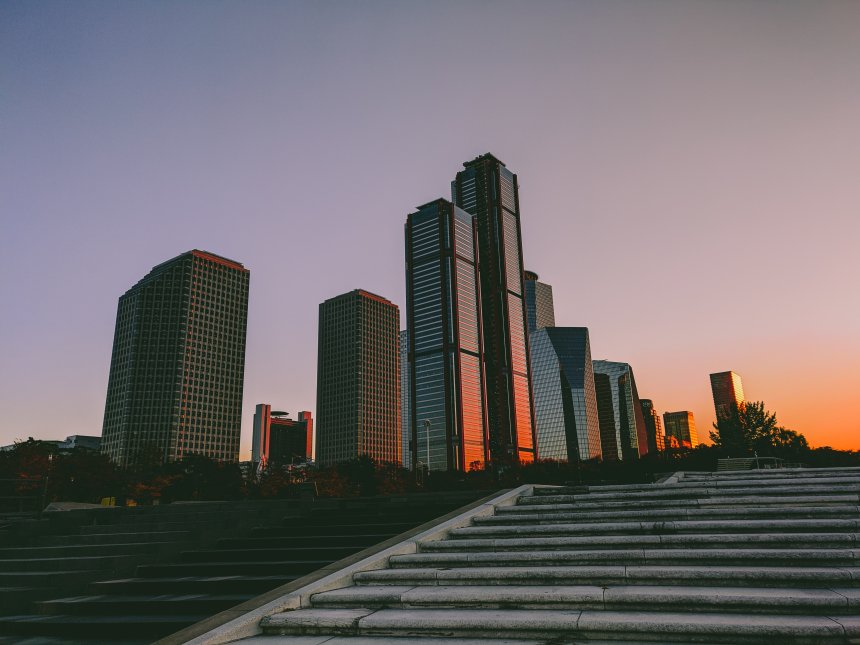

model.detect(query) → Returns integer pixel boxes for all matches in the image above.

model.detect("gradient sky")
[2,1,859,458]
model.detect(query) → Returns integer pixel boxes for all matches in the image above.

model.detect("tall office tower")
[405,199,488,471]
[594,372,620,460]
[639,399,665,453]
[710,371,745,421]
[592,360,649,460]
[399,330,411,469]
[315,290,401,467]
[252,404,313,468]
[663,410,699,448]
[530,327,601,462]
[452,153,536,464]
[524,270,556,333]
[101,250,249,467]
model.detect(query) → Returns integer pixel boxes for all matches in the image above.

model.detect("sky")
[2,1,859,458]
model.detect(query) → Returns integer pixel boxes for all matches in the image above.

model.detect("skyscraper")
[710,371,745,421]
[592,360,649,460]
[101,250,249,466]
[639,399,665,453]
[594,372,620,461]
[524,270,556,333]
[399,329,411,469]
[530,327,601,462]
[252,405,313,468]
[663,410,699,448]
[452,153,536,464]
[405,199,488,471]
[315,289,401,467]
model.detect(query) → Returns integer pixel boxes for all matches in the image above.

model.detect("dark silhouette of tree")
[710,401,809,459]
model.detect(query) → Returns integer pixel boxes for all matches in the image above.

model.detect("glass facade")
[101,250,249,467]
[663,410,698,448]
[592,360,649,460]
[400,330,411,469]
[524,270,556,333]
[530,327,601,462]
[315,290,401,466]
[405,199,488,471]
[452,154,536,464]
[640,399,666,453]
[710,371,745,421]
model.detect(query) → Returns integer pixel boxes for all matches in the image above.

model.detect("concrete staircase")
[250,468,860,644]
[0,492,485,643]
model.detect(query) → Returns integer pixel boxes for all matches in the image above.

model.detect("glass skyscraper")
[530,327,601,462]
[524,270,555,333]
[640,399,665,453]
[663,410,699,448]
[101,250,249,466]
[452,153,536,464]
[710,371,745,421]
[405,199,488,471]
[592,360,649,460]
[315,289,401,466]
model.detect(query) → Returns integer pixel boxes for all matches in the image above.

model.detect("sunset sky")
[2,1,858,458]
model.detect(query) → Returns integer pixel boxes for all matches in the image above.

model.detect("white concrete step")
[353,565,860,588]
[310,584,860,614]
[482,505,860,523]
[449,518,860,538]
[259,607,860,643]
[388,548,860,568]
[512,494,860,511]
[422,532,860,552]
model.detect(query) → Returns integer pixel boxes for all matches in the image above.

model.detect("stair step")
[310,584,860,614]
[0,541,180,559]
[217,534,393,549]
[92,575,298,595]
[513,494,860,511]
[36,593,252,615]
[0,554,141,572]
[450,518,860,538]
[0,571,106,587]
[423,532,860,551]
[476,505,860,524]
[259,607,858,643]
[35,531,193,546]
[353,565,860,588]
[179,546,361,563]
[136,559,331,577]
[0,613,205,638]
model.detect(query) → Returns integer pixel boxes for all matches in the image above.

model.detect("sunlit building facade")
[405,199,488,471]
[315,290,401,466]
[524,270,555,333]
[101,250,249,466]
[452,153,536,464]
[710,371,745,421]
[663,410,698,448]
[252,404,313,468]
[592,360,649,460]
[640,399,665,453]
[530,327,601,462]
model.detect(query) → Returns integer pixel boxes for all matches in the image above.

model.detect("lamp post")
[423,419,431,471]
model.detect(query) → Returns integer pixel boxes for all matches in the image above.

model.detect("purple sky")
[2,1,859,457]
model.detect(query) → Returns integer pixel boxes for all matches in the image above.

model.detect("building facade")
[524,270,556,333]
[592,360,649,460]
[400,330,411,469]
[710,371,745,421]
[315,290,401,466]
[663,410,699,448]
[101,250,249,467]
[452,153,536,464]
[639,399,665,453]
[252,404,313,468]
[530,327,601,462]
[405,199,489,471]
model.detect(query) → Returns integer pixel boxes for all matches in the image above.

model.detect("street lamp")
[423,419,431,471]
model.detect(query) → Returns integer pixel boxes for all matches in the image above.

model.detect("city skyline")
[3,2,859,456]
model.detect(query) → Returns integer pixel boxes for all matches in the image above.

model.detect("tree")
[710,401,809,459]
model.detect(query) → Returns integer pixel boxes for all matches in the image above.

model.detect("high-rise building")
[399,329,411,469]
[530,327,601,462]
[452,153,536,464]
[639,399,665,453]
[524,270,555,333]
[592,360,649,460]
[594,372,620,461]
[710,371,745,421]
[315,289,401,466]
[405,199,488,471]
[252,404,313,468]
[101,250,249,466]
[663,410,698,448]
